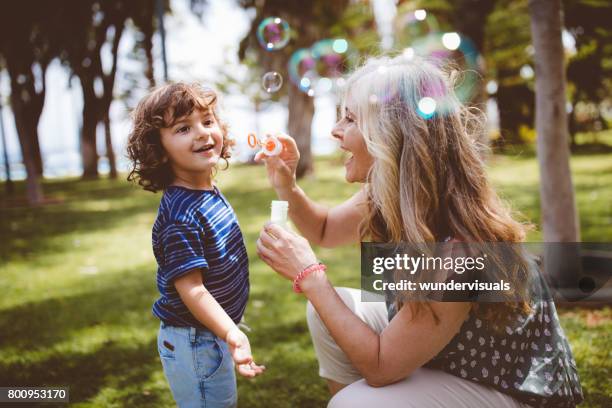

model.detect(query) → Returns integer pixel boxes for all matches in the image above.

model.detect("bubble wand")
[247,133,283,156]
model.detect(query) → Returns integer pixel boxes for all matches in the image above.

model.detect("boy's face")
[159,108,224,179]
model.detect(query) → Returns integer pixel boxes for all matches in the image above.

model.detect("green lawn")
[0,153,610,407]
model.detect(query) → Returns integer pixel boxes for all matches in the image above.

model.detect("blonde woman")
[255,55,583,407]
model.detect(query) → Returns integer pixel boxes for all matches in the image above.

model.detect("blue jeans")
[157,322,237,408]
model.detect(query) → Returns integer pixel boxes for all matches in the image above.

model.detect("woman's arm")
[256,134,366,247]
[302,272,471,386]
[278,184,367,247]
[174,270,265,377]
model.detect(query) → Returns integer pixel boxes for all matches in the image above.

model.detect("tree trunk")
[11,102,43,205]
[103,111,117,179]
[81,100,99,179]
[99,20,124,180]
[78,74,100,179]
[143,19,155,88]
[30,129,43,176]
[7,63,46,205]
[568,108,577,150]
[156,0,169,82]
[0,101,14,194]
[288,84,315,178]
[529,0,581,299]
[6,68,46,177]
[529,0,580,242]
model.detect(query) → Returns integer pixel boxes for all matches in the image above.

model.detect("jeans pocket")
[194,337,225,380]
[198,338,237,407]
[158,327,176,360]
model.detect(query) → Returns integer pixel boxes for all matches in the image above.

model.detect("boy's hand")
[225,328,266,378]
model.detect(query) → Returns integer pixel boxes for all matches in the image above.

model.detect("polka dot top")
[388,264,584,407]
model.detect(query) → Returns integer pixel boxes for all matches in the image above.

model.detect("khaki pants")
[306,287,530,408]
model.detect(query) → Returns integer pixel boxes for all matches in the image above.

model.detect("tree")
[0,1,62,204]
[564,0,612,146]
[238,0,375,177]
[403,0,496,147]
[0,90,13,194]
[485,0,535,146]
[113,2,165,117]
[0,0,161,200]
[449,0,496,135]
[57,0,130,179]
[529,0,581,295]
[131,4,157,88]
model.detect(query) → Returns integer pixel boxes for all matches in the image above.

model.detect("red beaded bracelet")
[293,263,327,293]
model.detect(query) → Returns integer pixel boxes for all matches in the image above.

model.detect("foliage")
[565,0,612,137]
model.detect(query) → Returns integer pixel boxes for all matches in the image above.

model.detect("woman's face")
[332,97,374,183]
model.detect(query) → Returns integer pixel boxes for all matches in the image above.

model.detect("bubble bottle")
[270,200,289,229]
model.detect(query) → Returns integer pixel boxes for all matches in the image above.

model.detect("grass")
[0,153,610,407]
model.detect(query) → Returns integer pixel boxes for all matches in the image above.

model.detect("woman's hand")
[256,222,318,281]
[225,328,266,378]
[254,133,300,192]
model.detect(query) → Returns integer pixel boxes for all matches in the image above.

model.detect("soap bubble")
[288,48,317,92]
[257,17,290,51]
[311,39,353,78]
[417,97,437,119]
[414,9,427,21]
[441,32,461,50]
[315,77,333,93]
[411,32,482,107]
[402,47,415,60]
[261,71,283,93]
[486,80,498,95]
[288,39,355,96]
[332,38,349,53]
[520,64,534,79]
[300,77,312,89]
[394,7,439,47]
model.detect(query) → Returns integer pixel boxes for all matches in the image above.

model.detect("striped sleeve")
[160,222,208,281]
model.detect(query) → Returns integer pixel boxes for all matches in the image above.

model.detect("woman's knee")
[327,385,353,408]
[327,380,375,408]
[327,379,418,408]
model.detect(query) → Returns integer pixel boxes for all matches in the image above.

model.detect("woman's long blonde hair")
[345,55,531,322]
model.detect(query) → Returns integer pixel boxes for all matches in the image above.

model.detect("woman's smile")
[344,152,354,168]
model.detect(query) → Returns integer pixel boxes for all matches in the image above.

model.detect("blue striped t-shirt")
[151,185,249,327]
